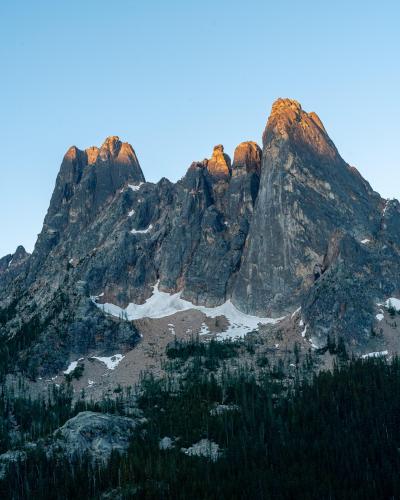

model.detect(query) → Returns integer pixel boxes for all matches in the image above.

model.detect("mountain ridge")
[1,97,400,377]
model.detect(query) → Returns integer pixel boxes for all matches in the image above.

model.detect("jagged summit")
[98,136,139,166]
[62,136,143,174]
[263,97,339,161]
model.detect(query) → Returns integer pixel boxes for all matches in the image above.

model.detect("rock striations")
[1,97,400,374]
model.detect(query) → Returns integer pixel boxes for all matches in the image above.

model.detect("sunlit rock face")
[232,141,262,176]
[232,98,383,315]
[3,97,400,371]
[206,144,231,178]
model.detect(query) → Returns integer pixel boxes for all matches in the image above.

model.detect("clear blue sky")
[0,0,399,256]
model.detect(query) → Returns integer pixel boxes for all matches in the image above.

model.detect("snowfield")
[92,282,284,339]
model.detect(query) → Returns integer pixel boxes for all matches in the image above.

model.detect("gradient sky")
[0,0,399,256]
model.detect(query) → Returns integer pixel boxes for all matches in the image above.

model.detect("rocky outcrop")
[0,245,29,275]
[51,411,142,462]
[0,411,143,476]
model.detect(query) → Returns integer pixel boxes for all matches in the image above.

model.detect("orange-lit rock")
[117,142,140,166]
[263,97,337,160]
[85,146,99,165]
[64,146,80,161]
[99,136,122,161]
[206,145,231,178]
[232,141,261,176]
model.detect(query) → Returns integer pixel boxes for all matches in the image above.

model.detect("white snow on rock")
[199,323,210,335]
[360,239,371,244]
[128,209,135,217]
[92,282,283,340]
[376,313,384,321]
[63,358,83,375]
[291,307,301,318]
[128,182,144,192]
[385,298,400,311]
[91,354,124,370]
[361,350,388,359]
[181,439,221,462]
[301,324,307,338]
[64,361,78,374]
[131,224,153,234]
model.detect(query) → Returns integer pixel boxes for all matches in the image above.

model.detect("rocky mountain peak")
[207,145,231,178]
[263,97,339,161]
[232,141,262,176]
[13,245,29,262]
[99,136,122,160]
[270,97,303,118]
[63,145,87,165]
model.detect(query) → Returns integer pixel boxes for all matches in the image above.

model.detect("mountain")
[1,98,400,378]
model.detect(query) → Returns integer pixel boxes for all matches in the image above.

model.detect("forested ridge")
[0,343,399,499]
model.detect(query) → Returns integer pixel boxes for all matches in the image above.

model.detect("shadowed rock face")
[0,245,30,289]
[2,97,400,368]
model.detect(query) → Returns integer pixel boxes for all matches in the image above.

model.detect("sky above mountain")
[0,0,399,256]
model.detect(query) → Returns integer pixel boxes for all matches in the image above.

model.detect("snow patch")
[360,239,370,244]
[199,323,210,335]
[128,182,143,192]
[301,324,307,338]
[385,298,400,311]
[91,354,124,370]
[376,313,384,321]
[63,358,84,375]
[291,306,301,318]
[92,282,283,340]
[361,350,388,359]
[128,209,135,217]
[131,224,153,234]
[64,361,78,374]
